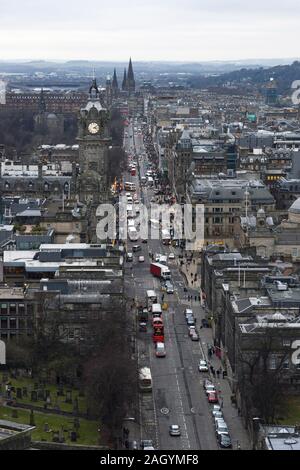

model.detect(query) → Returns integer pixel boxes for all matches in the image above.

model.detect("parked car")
[218,433,232,449]
[188,325,197,336]
[139,322,147,332]
[198,360,208,372]
[212,405,222,417]
[184,308,193,318]
[126,252,133,262]
[128,440,139,450]
[186,316,196,326]
[169,425,181,436]
[132,245,141,252]
[140,440,155,450]
[213,411,224,423]
[165,281,174,294]
[208,392,218,403]
[215,420,229,436]
[191,332,199,341]
[138,255,145,262]
[205,383,216,395]
[168,253,175,260]
[214,417,226,427]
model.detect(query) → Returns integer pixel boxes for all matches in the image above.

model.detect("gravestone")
[29,410,35,426]
[65,390,72,404]
[73,397,79,414]
[16,388,22,400]
[58,427,65,443]
[22,387,28,397]
[52,431,59,442]
[31,390,38,402]
[46,396,51,405]
[37,389,45,401]
[70,431,77,442]
[44,423,49,432]
[73,418,80,430]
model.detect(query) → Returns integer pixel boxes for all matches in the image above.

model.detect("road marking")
[165,311,191,449]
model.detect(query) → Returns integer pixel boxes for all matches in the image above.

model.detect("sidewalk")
[199,326,251,450]
[177,253,251,449]
[177,252,201,289]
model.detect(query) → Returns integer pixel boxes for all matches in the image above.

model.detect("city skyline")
[1,0,300,62]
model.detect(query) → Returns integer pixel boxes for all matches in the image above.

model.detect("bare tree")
[237,328,290,424]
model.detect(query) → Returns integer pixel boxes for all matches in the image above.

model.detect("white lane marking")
[165,310,191,450]
[148,340,160,449]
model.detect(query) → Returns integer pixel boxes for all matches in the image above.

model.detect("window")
[9,304,16,314]
[269,355,276,370]
[9,318,17,329]
[18,304,25,314]
[0,318,8,329]
[1,304,8,315]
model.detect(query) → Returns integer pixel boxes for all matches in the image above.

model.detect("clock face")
[88,122,100,134]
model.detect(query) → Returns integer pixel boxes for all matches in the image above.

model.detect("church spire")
[112,68,118,90]
[127,57,135,93]
[89,75,99,100]
[122,68,127,91]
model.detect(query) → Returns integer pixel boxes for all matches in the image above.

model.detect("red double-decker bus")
[153,321,164,343]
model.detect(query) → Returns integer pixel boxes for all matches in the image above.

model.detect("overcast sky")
[1,0,300,62]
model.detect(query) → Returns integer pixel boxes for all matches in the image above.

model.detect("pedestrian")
[191,280,194,286]
[195,295,197,301]
[198,295,201,302]
[222,370,226,379]
[216,370,220,379]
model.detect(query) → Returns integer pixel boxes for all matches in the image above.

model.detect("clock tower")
[77,78,112,204]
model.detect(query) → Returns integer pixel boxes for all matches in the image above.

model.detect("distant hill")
[188,61,300,94]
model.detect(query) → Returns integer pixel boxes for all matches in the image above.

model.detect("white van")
[155,342,166,358]
[152,303,162,317]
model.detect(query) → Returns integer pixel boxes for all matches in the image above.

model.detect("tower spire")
[112,68,119,98]
[122,68,127,91]
[127,57,135,93]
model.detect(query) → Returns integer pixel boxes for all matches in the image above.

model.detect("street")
[122,119,250,451]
